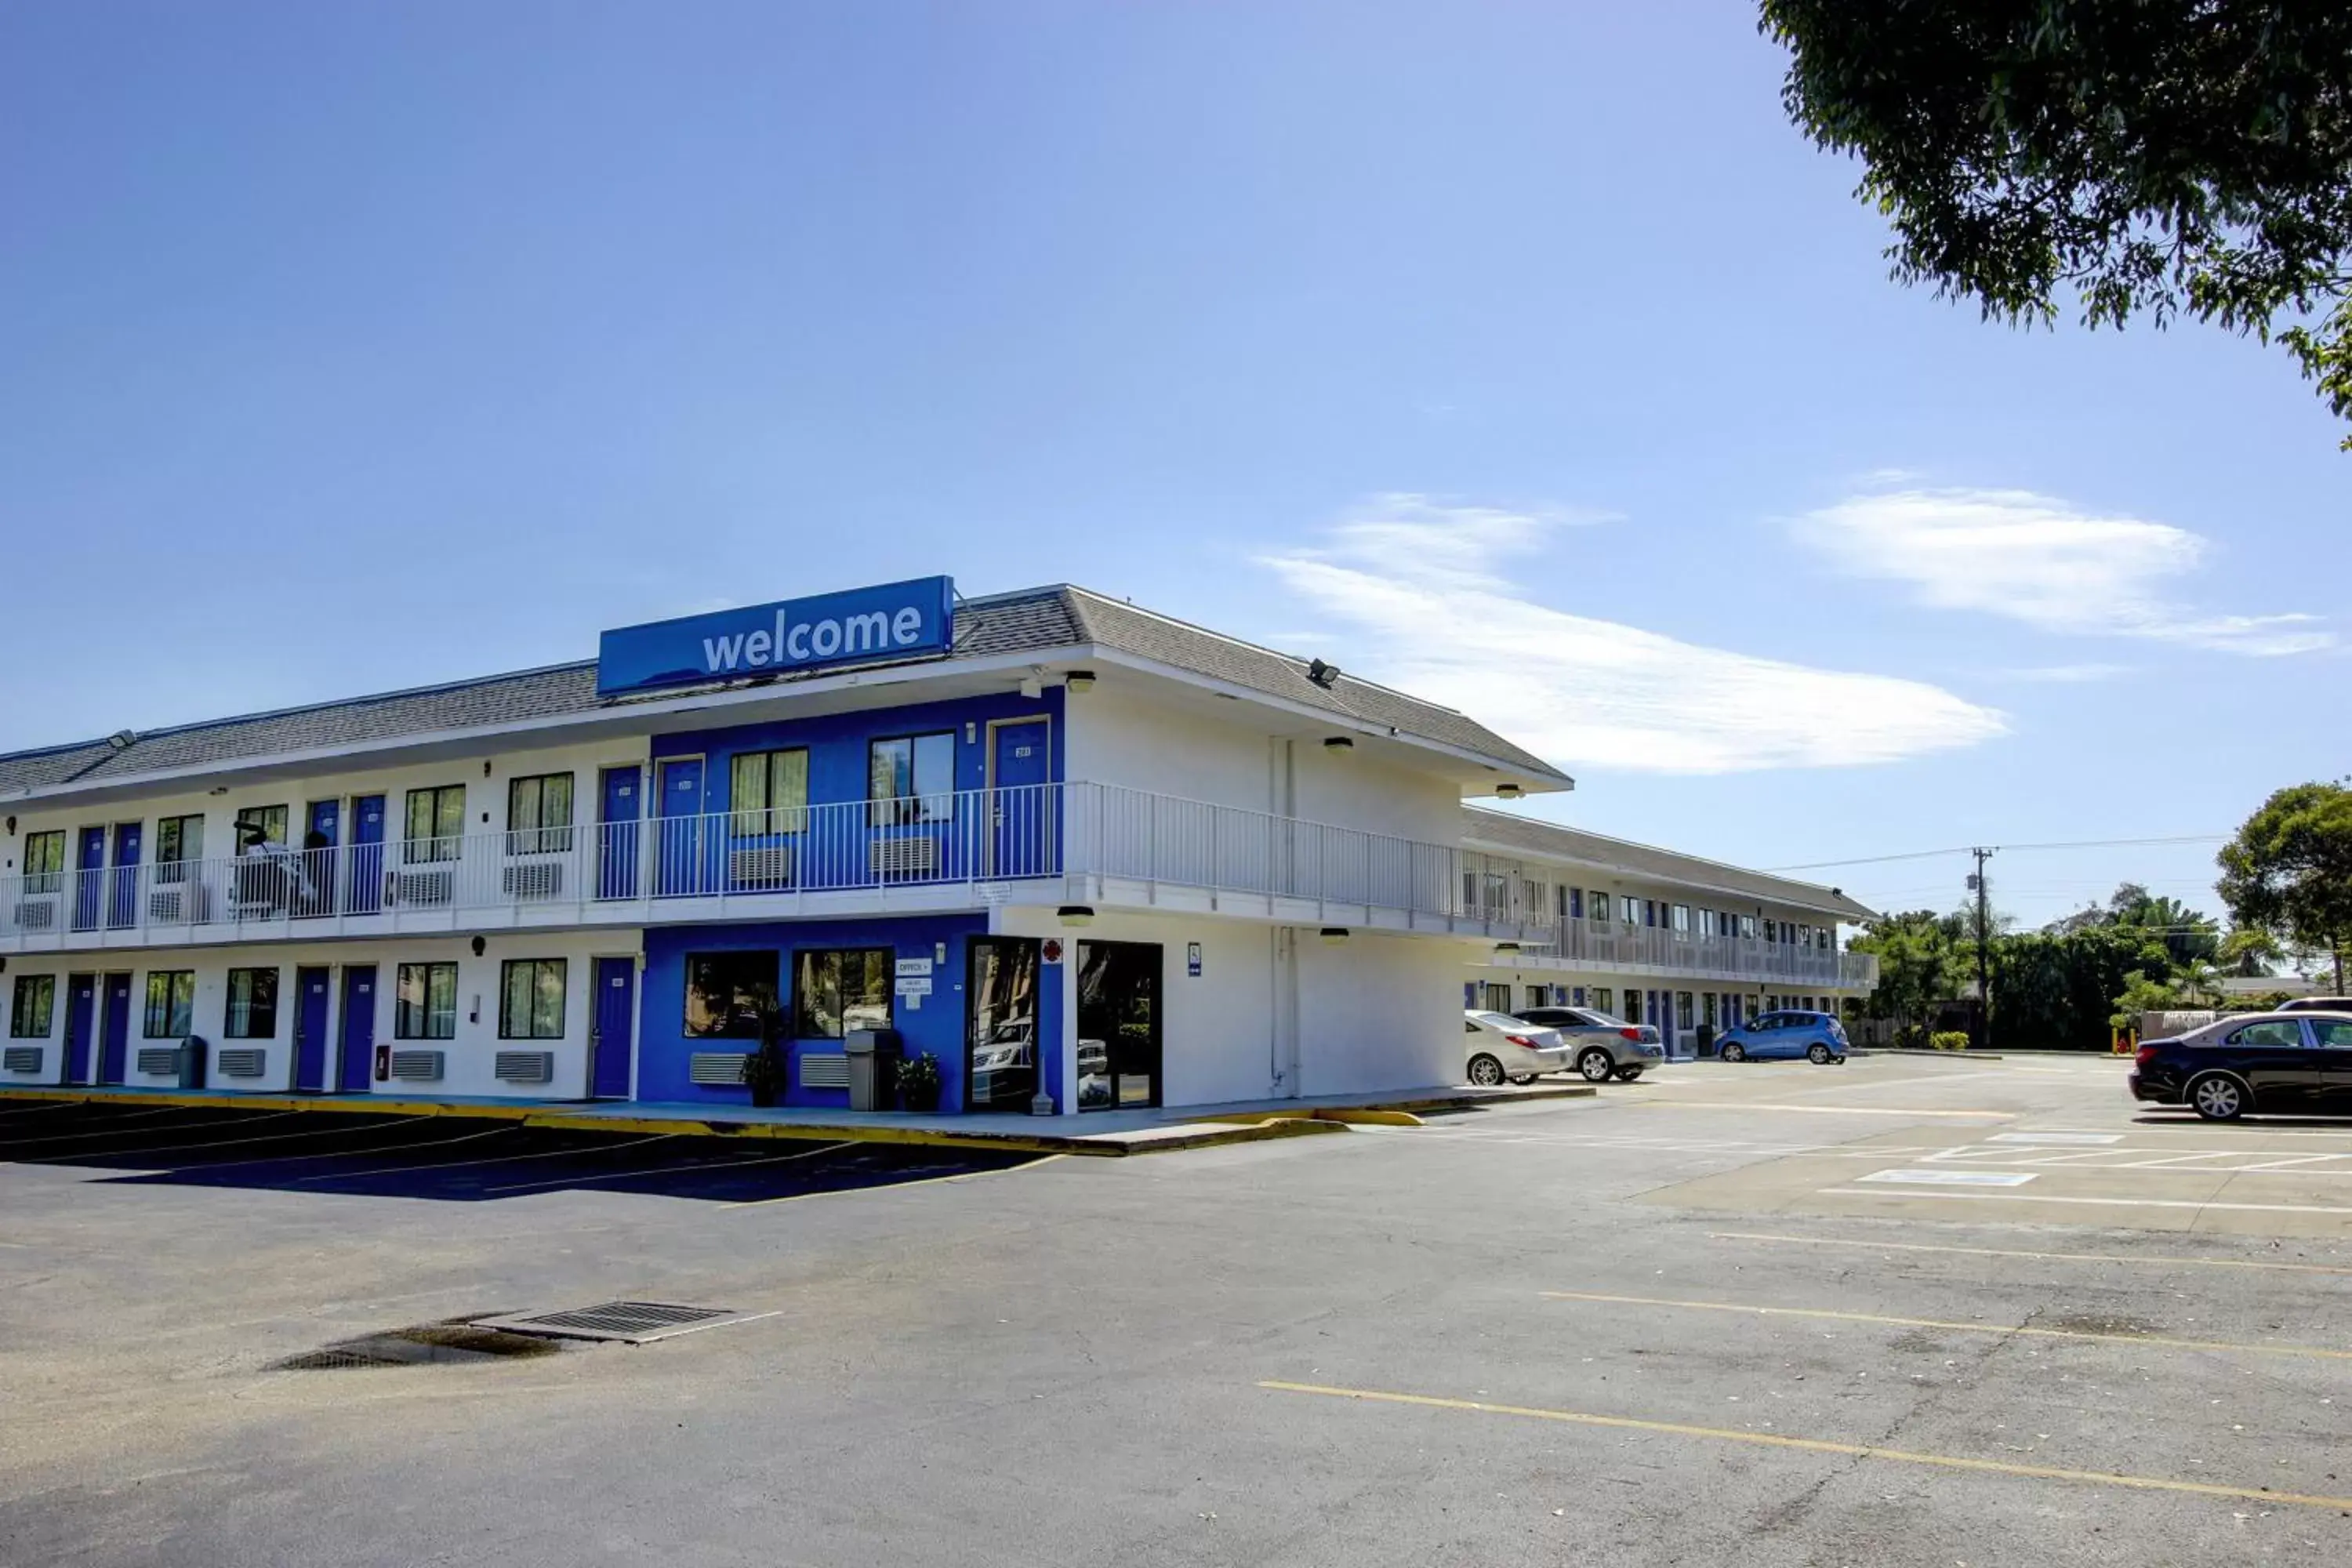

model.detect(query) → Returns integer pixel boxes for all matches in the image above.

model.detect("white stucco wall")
[0,930,638,1099]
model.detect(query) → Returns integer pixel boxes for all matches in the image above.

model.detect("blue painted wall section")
[641,915,993,1109]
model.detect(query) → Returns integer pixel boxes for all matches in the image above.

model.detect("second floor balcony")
[1490,920,1880,991]
[0,782,1553,954]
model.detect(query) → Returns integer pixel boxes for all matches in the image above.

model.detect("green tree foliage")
[2051,882,2221,965]
[2217,781,2352,989]
[1994,926,2173,1051]
[1761,2,2352,445]
[1849,909,1969,1032]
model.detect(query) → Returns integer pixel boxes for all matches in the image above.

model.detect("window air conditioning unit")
[729,844,794,891]
[13,897,57,931]
[495,1050,554,1084]
[136,1047,181,1076]
[869,836,938,877]
[387,1050,445,1082]
[215,1048,267,1078]
[798,1052,849,1090]
[688,1051,750,1086]
[390,869,455,906]
[147,884,212,924]
[502,862,564,901]
[2,1047,42,1074]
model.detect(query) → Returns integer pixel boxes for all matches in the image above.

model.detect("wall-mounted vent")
[688,1051,750,1087]
[2,1047,42,1074]
[136,1047,181,1076]
[495,1050,554,1083]
[797,1051,849,1090]
[390,869,455,906]
[728,845,794,891]
[869,836,938,877]
[502,862,564,901]
[216,1048,267,1078]
[13,898,57,931]
[388,1050,445,1082]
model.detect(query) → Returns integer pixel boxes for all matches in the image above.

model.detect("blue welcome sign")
[597,576,956,697]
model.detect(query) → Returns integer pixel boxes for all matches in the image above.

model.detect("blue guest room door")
[293,967,332,1091]
[97,973,132,1085]
[990,719,1051,875]
[64,975,96,1083]
[338,966,377,1091]
[590,956,636,1098]
[347,795,386,914]
[303,800,341,916]
[655,757,703,896]
[598,765,641,900]
[107,822,142,927]
[71,826,106,931]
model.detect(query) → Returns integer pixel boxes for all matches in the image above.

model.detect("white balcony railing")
[0,781,1554,949]
[1500,919,1879,990]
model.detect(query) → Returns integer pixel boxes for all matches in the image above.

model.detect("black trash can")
[844,1028,904,1112]
[179,1034,209,1091]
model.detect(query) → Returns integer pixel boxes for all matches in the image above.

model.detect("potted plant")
[739,999,789,1109]
[895,1051,943,1113]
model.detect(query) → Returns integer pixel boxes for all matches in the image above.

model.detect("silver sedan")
[1512,1006,1667,1082]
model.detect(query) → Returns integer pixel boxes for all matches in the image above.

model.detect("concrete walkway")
[0,1080,1594,1156]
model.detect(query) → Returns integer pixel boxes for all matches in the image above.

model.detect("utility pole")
[1968,847,1994,1051]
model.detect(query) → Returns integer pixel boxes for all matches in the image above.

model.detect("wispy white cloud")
[1259,494,2006,775]
[1790,487,2332,657]
[1998,662,2132,684]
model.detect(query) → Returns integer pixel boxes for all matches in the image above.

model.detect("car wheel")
[1578,1048,1615,1083]
[1720,1042,1745,1062]
[1468,1053,1505,1087]
[2189,1073,2246,1121]
[1613,1068,1643,1082]
[1807,1043,1832,1065]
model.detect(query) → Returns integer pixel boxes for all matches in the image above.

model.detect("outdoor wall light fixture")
[1494,941,1522,954]
[1319,927,1350,945]
[3,816,12,835]
[1065,670,1097,693]
[209,786,228,797]
[470,935,487,956]
[1057,904,1095,927]
[483,759,493,777]
[1322,736,1354,754]
[1494,782,1524,800]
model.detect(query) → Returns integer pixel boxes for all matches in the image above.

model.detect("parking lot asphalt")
[4,1055,2348,1567]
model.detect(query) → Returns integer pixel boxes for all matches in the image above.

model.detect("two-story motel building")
[1457,810,1878,1056]
[0,577,1877,1113]
[0,579,1580,1116]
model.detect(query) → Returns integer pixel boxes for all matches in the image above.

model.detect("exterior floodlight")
[1057,904,1095,927]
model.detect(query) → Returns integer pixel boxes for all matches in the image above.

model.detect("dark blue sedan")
[2131,1011,2352,1120]
[1715,1009,1847,1064]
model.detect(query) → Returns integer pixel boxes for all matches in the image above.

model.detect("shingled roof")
[0,585,1566,795]
[1460,807,1877,922]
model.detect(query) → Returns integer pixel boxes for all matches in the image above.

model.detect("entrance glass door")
[1076,940,1161,1111]
[965,938,1040,1112]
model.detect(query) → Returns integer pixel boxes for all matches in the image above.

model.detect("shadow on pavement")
[0,1099,1040,1203]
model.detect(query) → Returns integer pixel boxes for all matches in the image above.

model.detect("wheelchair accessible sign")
[596,576,956,697]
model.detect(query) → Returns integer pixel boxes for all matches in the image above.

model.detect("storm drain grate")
[272,1321,564,1371]
[470,1301,768,1344]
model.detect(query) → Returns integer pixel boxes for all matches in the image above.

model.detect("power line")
[1766,833,2227,873]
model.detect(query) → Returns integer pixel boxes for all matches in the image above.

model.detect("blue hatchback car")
[1715,1009,1848,1064]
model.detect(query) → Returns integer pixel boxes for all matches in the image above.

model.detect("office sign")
[596,576,956,697]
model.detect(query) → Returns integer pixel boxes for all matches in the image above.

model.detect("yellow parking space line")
[1633,1102,2012,1119]
[1258,1381,2352,1512]
[1539,1289,2352,1360]
[1705,1231,2352,1277]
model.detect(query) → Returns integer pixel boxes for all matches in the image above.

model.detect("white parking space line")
[1818,1188,2352,1217]
[1856,1168,2038,1188]
[1704,1231,2352,1276]
[1986,1131,2122,1145]
[1635,1102,2012,1119]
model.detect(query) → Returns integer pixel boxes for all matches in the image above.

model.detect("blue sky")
[3,2,2343,931]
